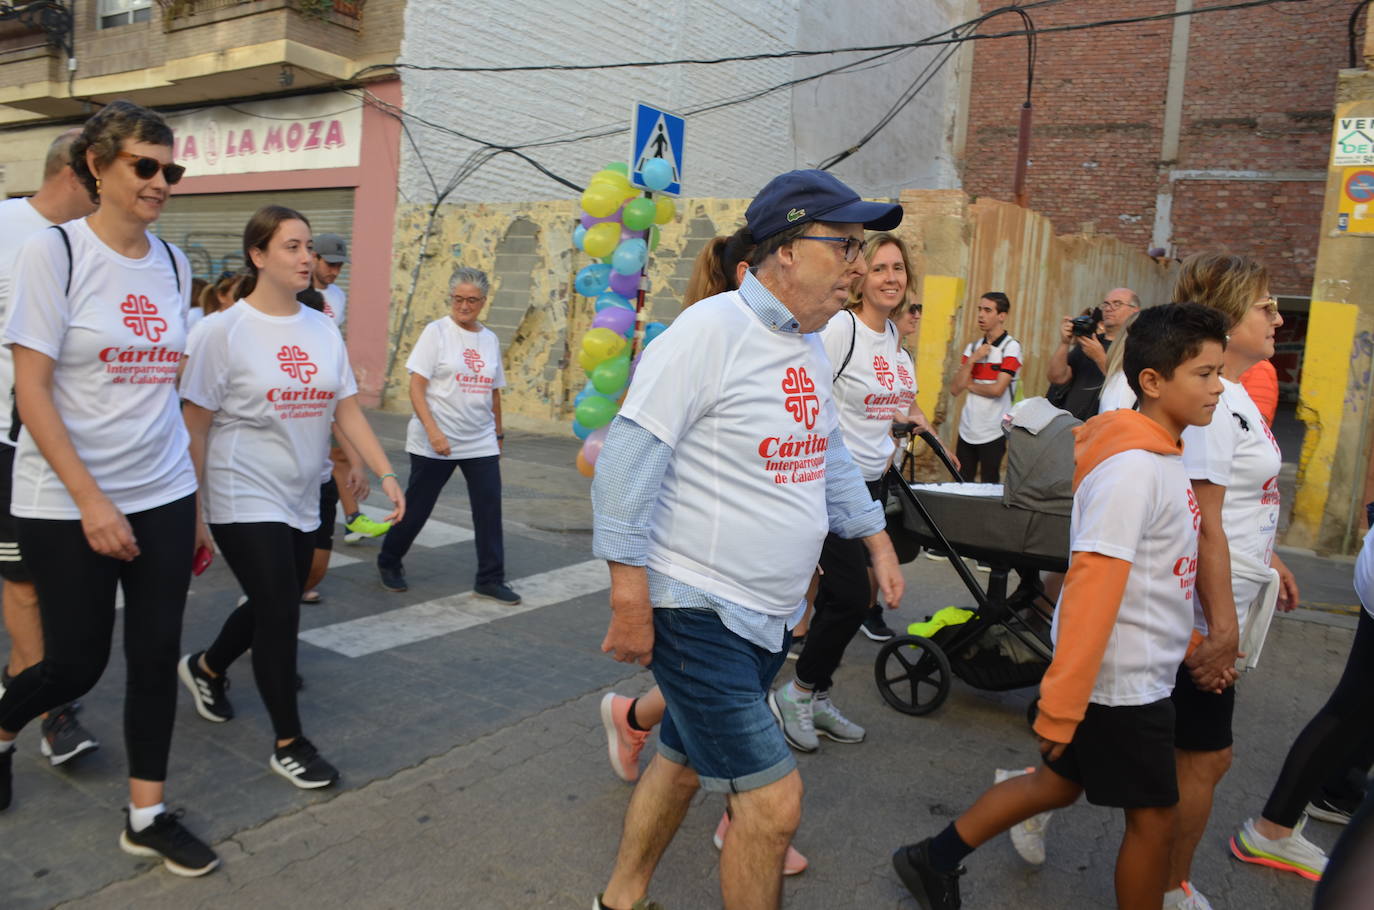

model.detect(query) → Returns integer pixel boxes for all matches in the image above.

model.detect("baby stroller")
[875,400,1076,719]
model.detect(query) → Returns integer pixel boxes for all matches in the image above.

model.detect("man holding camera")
[1046,287,1140,420]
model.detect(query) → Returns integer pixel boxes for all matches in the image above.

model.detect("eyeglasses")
[1101,299,1138,312]
[1255,296,1280,317]
[117,151,185,185]
[451,295,485,306]
[797,235,862,263]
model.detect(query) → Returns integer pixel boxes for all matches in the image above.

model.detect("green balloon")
[591,354,630,395]
[575,394,618,429]
[622,197,657,232]
[648,225,661,251]
[604,161,630,176]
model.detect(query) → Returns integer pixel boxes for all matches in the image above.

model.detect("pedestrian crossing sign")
[630,102,685,197]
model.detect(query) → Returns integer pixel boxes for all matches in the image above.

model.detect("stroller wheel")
[874,635,951,716]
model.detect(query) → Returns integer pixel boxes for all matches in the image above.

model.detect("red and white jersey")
[620,290,838,617]
[820,311,917,481]
[4,218,195,518]
[958,333,1021,445]
[180,301,356,531]
[1180,378,1283,632]
[404,318,505,461]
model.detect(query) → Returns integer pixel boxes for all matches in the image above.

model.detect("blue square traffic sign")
[630,102,685,197]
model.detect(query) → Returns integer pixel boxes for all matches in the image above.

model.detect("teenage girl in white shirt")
[177,206,403,791]
[0,101,218,876]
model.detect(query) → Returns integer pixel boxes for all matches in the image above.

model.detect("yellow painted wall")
[1291,300,1360,545]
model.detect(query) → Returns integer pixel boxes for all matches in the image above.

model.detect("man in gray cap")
[312,233,348,328]
[590,170,906,910]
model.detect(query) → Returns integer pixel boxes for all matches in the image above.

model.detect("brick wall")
[962,0,1353,295]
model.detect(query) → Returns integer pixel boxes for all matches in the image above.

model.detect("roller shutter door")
[152,188,355,295]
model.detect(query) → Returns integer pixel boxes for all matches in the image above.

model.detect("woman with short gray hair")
[376,268,518,604]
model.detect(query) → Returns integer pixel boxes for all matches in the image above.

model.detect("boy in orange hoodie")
[893,303,1229,910]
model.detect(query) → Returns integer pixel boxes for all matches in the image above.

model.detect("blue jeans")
[651,607,795,794]
[378,453,505,585]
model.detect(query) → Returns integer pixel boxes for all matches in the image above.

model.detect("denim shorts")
[651,607,796,793]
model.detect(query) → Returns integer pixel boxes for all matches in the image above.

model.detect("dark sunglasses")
[117,151,185,185]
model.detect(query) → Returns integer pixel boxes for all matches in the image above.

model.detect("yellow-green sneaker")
[345,514,392,538]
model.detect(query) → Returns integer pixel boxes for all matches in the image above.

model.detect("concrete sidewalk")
[0,412,1359,909]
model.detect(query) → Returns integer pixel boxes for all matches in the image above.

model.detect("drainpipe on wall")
[1151,0,1193,254]
[1012,101,1033,207]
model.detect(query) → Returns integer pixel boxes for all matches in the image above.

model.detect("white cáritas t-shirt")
[321,284,346,328]
[821,311,917,481]
[958,334,1021,445]
[4,218,195,518]
[1180,378,1282,633]
[619,291,839,617]
[1054,447,1201,706]
[0,199,55,447]
[404,318,505,460]
[179,301,356,532]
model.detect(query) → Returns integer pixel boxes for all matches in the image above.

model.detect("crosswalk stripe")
[298,559,610,658]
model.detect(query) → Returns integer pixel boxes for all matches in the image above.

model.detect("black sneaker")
[473,581,521,605]
[270,736,339,789]
[0,747,12,811]
[893,839,963,910]
[860,607,896,642]
[119,808,220,877]
[178,652,233,723]
[1307,795,1360,825]
[378,561,408,593]
[40,703,99,766]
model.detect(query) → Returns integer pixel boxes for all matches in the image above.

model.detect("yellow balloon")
[581,184,620,218]
[591,169,632,193]
[653,197,676,225]
[576,450,596,477]
[584,222,620,258]
[582,327,627,362]
[578,348,601,374]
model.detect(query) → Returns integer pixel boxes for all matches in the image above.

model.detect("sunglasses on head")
[116,151,185,185]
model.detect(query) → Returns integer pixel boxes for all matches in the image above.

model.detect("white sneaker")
[994,767,1051,865]
[1179,882,1214,910]
[768,686,819,752]
[1230,815,1328,881]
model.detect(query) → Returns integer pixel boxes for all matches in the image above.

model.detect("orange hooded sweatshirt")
[1032,409,1185,744]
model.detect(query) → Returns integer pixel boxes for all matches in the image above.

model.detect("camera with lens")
[1071,306,1103,338]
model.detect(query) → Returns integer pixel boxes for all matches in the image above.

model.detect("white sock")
[1162,887,1185,907]
[0,739,14,754]
[787,680,812,702]
[128,802,166,832]
[813,689,831,703]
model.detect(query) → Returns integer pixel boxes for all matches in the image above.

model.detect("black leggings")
[955,436,1006,484]
[0,495,194,781]
[1262,610,1374,827]
[203,522,313,742]
[794,479,885,692]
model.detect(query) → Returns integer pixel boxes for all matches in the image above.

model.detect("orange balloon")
[575,451,595,477]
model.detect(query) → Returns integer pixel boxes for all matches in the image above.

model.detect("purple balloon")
[592,307,635,335]
[620,227,647,242]
[580,212,620,229]
[609,269,641,298]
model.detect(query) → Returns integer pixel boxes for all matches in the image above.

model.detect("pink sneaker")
[712,811,809,876]
[600,693,650,782]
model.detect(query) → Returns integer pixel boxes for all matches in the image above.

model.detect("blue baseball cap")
[745,169,903,243]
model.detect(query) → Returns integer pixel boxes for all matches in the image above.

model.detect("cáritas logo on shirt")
[120,294,168,343]
[872,355,894,391]
[457,347,493,393]
[759,366,827,486]
[99,296,180,384]
[267,345,333,419]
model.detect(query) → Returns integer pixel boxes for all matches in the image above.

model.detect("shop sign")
[164,93,362,177]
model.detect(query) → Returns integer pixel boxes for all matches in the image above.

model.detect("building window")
[98,0,153,29]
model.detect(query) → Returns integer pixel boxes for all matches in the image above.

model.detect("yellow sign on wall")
[1336,167,1374,235]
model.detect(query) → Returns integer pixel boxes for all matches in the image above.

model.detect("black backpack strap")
[833,309,858,382]
[158,236,180,294]
[51,224,73,297]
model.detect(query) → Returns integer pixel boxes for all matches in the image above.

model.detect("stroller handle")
[919,430,963,482]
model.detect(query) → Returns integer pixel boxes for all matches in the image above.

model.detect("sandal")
[301,590,322,604]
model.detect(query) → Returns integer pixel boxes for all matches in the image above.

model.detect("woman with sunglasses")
[772,233,930,747]
[177,205,403,791]
[0,101,220,876]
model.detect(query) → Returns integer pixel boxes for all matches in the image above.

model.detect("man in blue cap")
[590,170,906,910]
